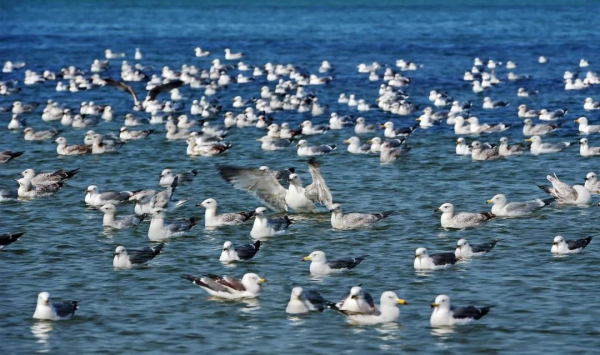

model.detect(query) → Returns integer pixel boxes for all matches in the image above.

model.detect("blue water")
[2,1,600,353]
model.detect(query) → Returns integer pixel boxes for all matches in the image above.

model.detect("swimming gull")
[300,120,329,135]
[329,203,393,230]
[100,204,148,229]
[0,232,24,250]
[331,291,407,325]
[103,78,184,110]
[455,239,498,259]
[21,168,79,186]
[257,136,293,151]
[430,295,491,327]
[575,117,600,135]
[219,240,261,262]
[160,169,197,186]
[85,185,139,206]
[250,207,293,239]
[302,250,367,276]
[486,194,553,217]
[354,117,377,134]
[498,137,526,156]
[551,235,592,254]
[148,208,197,241]
[113,243,164,268]
[344,137,371,154]
[17,178,63,198]
[517,104,540,118]
[584,172,600,192]
[435,203,495,229]
[55,137,90,155]
[258,166,296,182]
[380,141,410,163]
[286,287,331,314]
[579,138,600,157]
[538,108,567,121]
[180,273,264,299]
[119,126,154,140]
[23,127,61,141]
[525,136,570,155]
[522,119,559,136]
[296,139,336,156]
[470,141,500,161]
[33,292,79,321]
[414,247,457,270]
[381,121,418,138]
[537,174,591,205]
[197,198,255,227]
[455,138,471,155]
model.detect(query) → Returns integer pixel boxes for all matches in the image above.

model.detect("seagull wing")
[103,79,140,107]
[147,80,184,101]
[218,166,288,212]
[304,158,333,209]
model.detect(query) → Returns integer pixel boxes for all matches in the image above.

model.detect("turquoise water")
[2,1,600,353]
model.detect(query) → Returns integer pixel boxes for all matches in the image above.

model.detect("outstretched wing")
[304,159,332,209]
[218,166,288,212]
[103,79,140,106]
[147,80,184,101]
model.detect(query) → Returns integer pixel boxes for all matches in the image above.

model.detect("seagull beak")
[455,140,460,145]
[113,252,118,256]
[84,189,90,193]
[525,138,532,142]
[380,124,386,128]
[553,242,558,245]
[258,278,266,284]
[256,139,262,142]
[457,245,462,249]
[44,300,49,304]
[485,199,492,204]
[367,139,373,143]
[574,119,580,123]
[302,256,310,261]
[414,254,419,258]
[415,117,421,121]
[433,208,440,212]
[597,202,600,206]
[397,299,408,305]
[343,139,350,144]
[430,302,439,308]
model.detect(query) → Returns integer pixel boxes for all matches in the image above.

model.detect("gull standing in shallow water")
[455,239,498,258]
[430,295,491,327]
[551,236,592,254]
[537,174,591,205]
[286,287,331,314]
[329,203,393,229]
[219,240,261,262]
[414,247,457,270]
[180,273,265,299]
[485,194,553,217]
[197,198,255,227]
[331,291,408,325]
[435,203,495,229]
[113,243,164,268]
[302,250,367,276]
[33,292,79,320]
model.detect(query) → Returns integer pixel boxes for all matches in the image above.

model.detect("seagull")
[343,137,371,154]
[21,168,79,186]
[196,198,255,227]
[33,292,79,320]
[583,98,600,110]
[526,136,570,155]
[579,138,600,156]
[286,287,331,314]
[218,159,332,213]
[331,291,407,325]
[113,243,164,268]
[482,97,509,109]
[129,178,186,215]
[517,104,540,118]
[523,119,559,136]
[334,286,376,314]
[250,207,293,239]
[354,117,377,134]
[0,232,24,250]
[219,240,261,262]
[302,250,367,275]
[485,194,553,217]
[380,141,410,163]
[414,247,457,270]
[85,185,138,206]
[435,203,495,229]
[381,121,418,138]
[23,127,61,141]
[296,140,336,156]
[584,172,600,192]
[455,239,498,258]
[538,108,567,121]
[329,203,393,230]
[99,204,148,229]
[119,127,154,140]
[430,295,491,327]
[574,117,600,134]
[103,78,184,110]
[91,134,124,154]
[55,137,90,155]
[498,137,526,156]
[159,169,197,186]
[16,178,63,198]
[537,174,591,205]
[0,150,24,164]
[300,120,329,135]
[455,138,471,155]
[258,166,296,182]
[551,236,592,254]
[224,48,243,60]
[470,141,500,161]
[148,208,197,241]
[180,273,265,299]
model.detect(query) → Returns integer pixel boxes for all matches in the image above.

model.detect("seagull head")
[434,203,454,214]
[381,291,407,307]
[197,198,216,209]
[85,185,98,195]
[290,287,304,300]
[38,292,51,305]
[222,241,232,251]
[415,247,428,259]
[113,245,127,257]
[456,238,469,250]
[553,236,565,246]
[349,286,363,300]
[431,294,450,309]
[100,204,117,214]
[21,169,35,179]
[254,207,267,216]
[486,194,506,206]
[302,250,325,262]
[329,203,342,214]
[586,172,596,182]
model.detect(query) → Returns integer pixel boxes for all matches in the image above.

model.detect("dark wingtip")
[154,243,165,255]
[254,240,261,249]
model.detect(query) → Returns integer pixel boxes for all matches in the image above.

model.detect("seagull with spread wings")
[103,78,184,111]
[218,159,332,213]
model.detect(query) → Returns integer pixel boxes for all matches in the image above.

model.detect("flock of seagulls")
[2,46,598,329]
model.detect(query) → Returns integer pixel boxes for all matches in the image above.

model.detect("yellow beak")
[415,117,421,121]
[84,189,89,193]
[380,124,386,128]
[525,138,532,142]
[485,199,492,204]
[414,254,419,258]
[574,119,580,123]
[302,256,311,261]
[367,139,373,143]
[343,139,350,144]
[431,302,439,308]
[258,278,266,284]
[397,299,408,305]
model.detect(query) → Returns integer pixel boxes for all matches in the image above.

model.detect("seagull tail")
[65,168,81,179]
[542,197,555,206]
[153,243,165,256]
